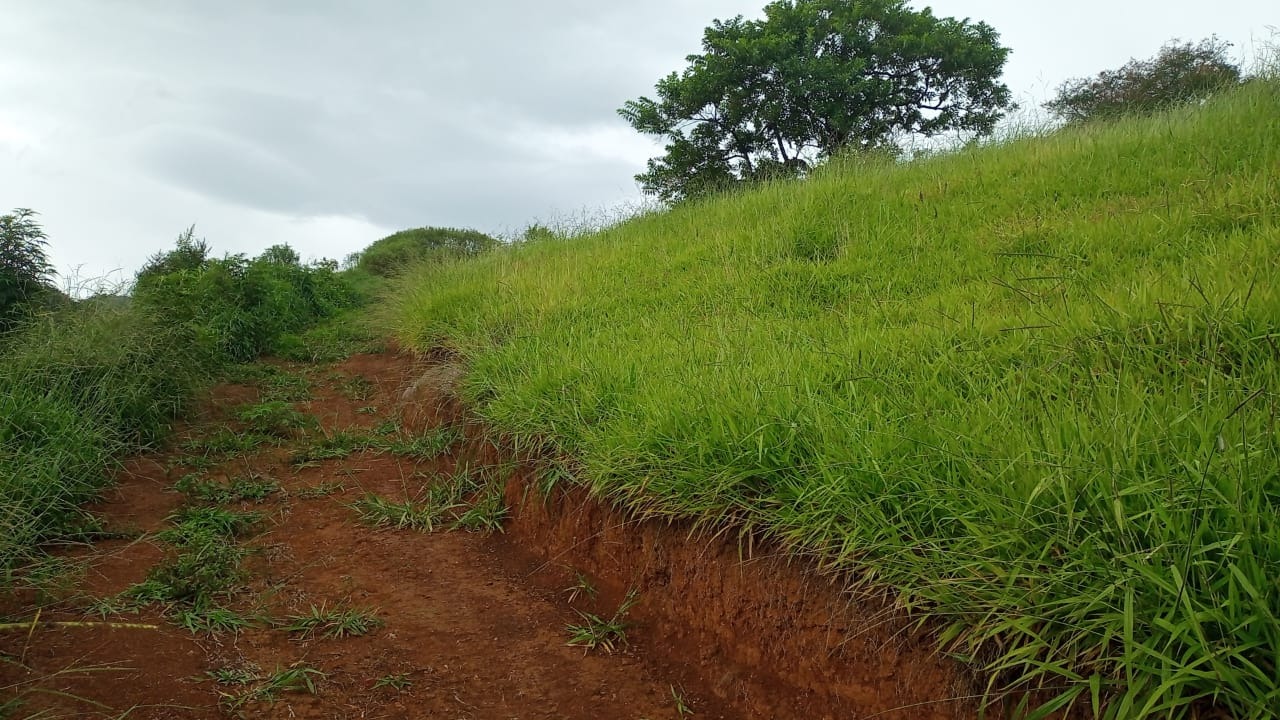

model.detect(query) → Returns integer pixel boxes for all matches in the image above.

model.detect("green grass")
[128,507,258,610]
[349,465,506,534]
[372,673,412,691]
[278,603,382,639]
[0,303,204,579]
[380,425,461,459]
[295,481,346,499]
[272,308,386,362]
[351,493,439,531]
[180,427,278,458]
[385,81,1280,718]
[172,605,256,635]
[218,664,324,713]
[565,590,639,654]
[235,401,316,437]
[291,426,460,465]
[174,472,279,504]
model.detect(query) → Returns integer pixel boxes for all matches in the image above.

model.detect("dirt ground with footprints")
[1,349,981,720]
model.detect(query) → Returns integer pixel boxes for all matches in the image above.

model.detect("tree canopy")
[0,209,57,331]
[619,0,1014,203]
[1045,38,1242,124]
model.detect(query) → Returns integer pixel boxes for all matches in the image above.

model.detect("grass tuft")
[235,401,316,437]
[279,603,382,639]
[218,664,324,712]
[565,590,639,654]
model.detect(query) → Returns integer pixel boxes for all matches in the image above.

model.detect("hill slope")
[387,80,1280,718]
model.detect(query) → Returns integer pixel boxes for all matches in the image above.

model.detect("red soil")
[1,350,985,719]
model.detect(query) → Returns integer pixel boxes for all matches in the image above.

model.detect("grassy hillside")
[386,80,1280,718]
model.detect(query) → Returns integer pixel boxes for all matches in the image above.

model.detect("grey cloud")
[2,0,1273,279]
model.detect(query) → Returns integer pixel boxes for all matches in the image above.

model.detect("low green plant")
[565,590,639,654]
[172,605,255,635]
[258,368,312,403]
[82,594,136,620]
[156,507,260,544]
[380,426,460,459]
[290,429,375,464]
[338,375,376,402]
[180,427,277,458]
[129,507,257,610]
[174,473,279,504]
[372,673,413,691]
[279,603,382,639]
[219,664,324,712]
[350,494,449,532]
[125,542,248,608]
[295,481,345,499]
[563,571,598,603]
[452,486,507,534]
[206,664,258,686]
[671,685,694,718]
[235,401,315,437]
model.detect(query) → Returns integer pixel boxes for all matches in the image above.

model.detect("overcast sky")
[1,1,1274,286]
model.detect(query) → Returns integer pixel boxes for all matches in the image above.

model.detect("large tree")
[620,0,1014,203]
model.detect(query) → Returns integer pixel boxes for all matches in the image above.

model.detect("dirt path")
[1,351,737,719]
[4,349,986,720]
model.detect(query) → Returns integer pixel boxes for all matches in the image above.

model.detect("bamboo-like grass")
[385,80,1280,717]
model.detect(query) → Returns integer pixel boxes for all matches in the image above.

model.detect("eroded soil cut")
[2,350,984,719]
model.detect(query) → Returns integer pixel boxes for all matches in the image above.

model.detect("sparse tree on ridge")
[619,0,1015,203]
[134,225,211,291]
[1045,37,1242,124]
[0,208,56,330]
[259,244,302,265]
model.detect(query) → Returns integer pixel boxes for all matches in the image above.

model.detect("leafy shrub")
[1046,37,1242,123]
[132,231,359,364]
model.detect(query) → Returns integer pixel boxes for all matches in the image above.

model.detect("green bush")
[351,227,498,278]
[132,234,359,364]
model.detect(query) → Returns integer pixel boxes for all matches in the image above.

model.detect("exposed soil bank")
[402,352,990,720]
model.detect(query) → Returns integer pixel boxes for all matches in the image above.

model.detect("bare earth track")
[2,350,983,719]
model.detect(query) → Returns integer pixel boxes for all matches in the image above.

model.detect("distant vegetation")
[0,225,364,578]
[388,80,1280,718]
[133,228,360,363]
[620,0,1015,203]
[1046,37,1243,123]
[0,209,63,332]
[347,226,499,278]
